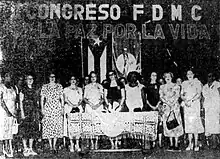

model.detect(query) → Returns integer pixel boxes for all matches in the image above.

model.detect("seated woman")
[63,75,83,152]
[84,71,104,150]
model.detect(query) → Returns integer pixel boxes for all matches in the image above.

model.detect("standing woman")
[202,73,220,149]
[40,73,64,154]
[19,74,40,157]
[103,70,125,112]
[0,73,14,159]
[159,72,183,151]
[84,71,104,150]
[84,71,104,113]
[181,70,204,151]
[63,75,83,152]
[2,73,17,158]
[125,71,145,112]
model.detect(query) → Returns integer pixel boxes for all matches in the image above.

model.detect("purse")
[166,110,179,130]
[12,118,19,134]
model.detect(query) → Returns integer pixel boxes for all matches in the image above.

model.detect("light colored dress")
[181,79,204,134]
[63,86,83,138]
[2,85,16,140]
[84,83,104,113]
[125,83,144,112]
[202,81,220,135]
[0,84,7,140]
[41,83,63,139]
[159,83,184,137]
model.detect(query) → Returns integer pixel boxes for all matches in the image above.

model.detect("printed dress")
[202,81,220,135]
[159,83,184,137]
[41,83,63,139]
[19,86,40,139]
[181,79,204,134]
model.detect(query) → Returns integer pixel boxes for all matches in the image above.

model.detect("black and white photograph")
[0,0,219,158]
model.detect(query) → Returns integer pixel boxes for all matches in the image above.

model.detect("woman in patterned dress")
[159,72,183,151]
[63,75,83,152]
[40,73,64,153]
[181,70,204,151]
[19,74,40,157]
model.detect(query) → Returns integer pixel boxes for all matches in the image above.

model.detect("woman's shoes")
[3,149,13,158]
[194,146,200,152]
[186,144,193,151]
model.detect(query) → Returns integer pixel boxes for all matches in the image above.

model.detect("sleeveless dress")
[125,83,144,112]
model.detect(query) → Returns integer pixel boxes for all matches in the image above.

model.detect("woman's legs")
[22,139,28,150]
[48,138,53,150]
[70,139,74,152]
[186,134,193,150]
[158,134,162,147]
[53,138,57,150]
[169,137,173,147]
[175,137,179,147]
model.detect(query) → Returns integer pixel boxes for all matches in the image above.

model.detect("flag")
[83,35,108,83]
[112,32,142,78]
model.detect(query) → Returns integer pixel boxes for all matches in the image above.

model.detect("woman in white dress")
[2,73,17,158]
[84,71,104,150]
[181,70,204,151]
[63,75,83,152]
[0,73,14,159]
[125,71,145,112]
[202,73,220,148]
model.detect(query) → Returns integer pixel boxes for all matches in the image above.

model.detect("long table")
[68,111,158,141]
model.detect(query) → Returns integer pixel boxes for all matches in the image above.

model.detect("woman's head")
[25,74,34,86]
[176,78,182,86]
[186,70,194,80]
[107,70,116,81]
[89,71,97,83]
[69,75,77,85]
[127,71,139,84]
[150,72,157,82]
[48,73,56,83]
[163,72,173,83]
[84,76,89,85]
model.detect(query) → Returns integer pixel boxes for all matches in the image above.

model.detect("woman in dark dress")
[103,70,125,112]
[19,74,40,157]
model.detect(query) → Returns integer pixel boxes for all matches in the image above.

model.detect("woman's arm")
[19,92,25,119]
[40,95,45,115]
[103,89,109,105]
[118,88,125,109]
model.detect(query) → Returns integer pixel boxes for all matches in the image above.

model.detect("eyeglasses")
[49,76,55,78]
[27,78,33,80]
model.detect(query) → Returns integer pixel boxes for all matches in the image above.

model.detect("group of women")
[0,69,220,158]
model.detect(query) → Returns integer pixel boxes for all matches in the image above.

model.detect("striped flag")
[83,35,108,83]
